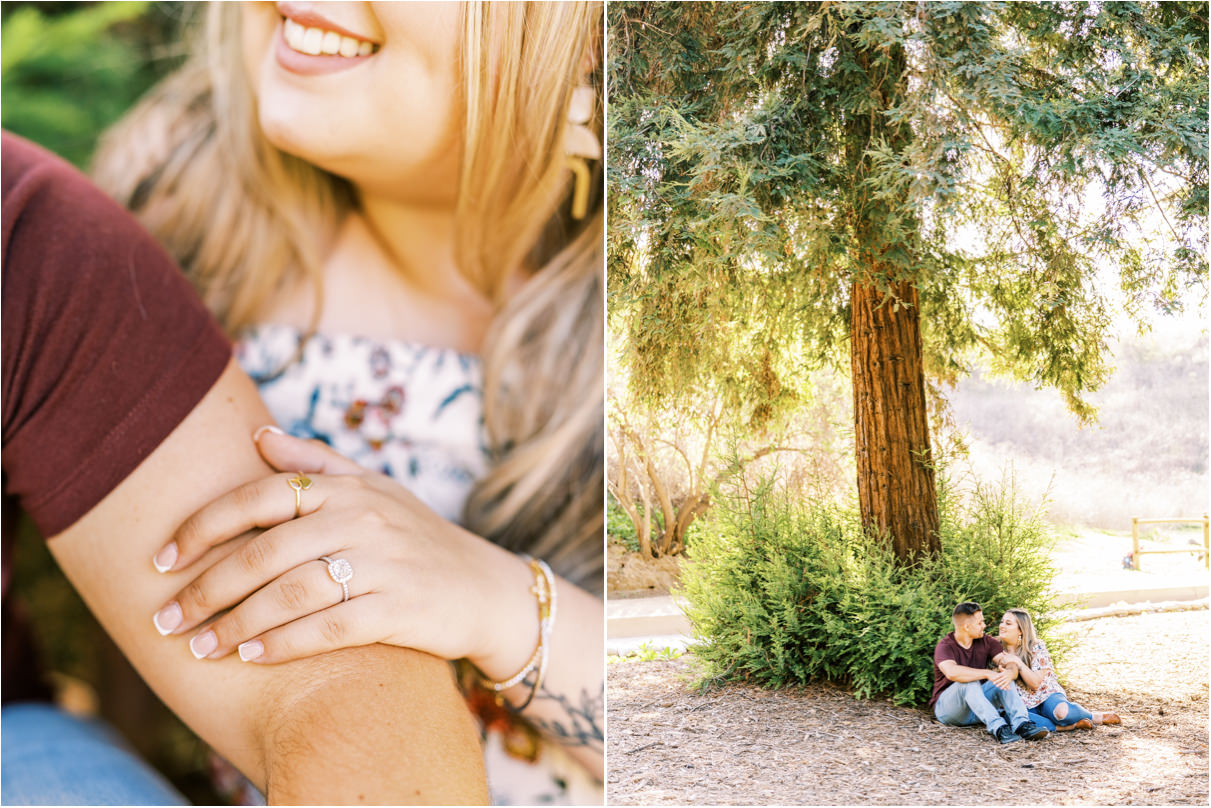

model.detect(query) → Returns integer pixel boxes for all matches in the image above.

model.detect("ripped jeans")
[1027,691,1093,731]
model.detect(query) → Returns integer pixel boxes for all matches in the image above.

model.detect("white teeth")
[301,27,323,55]
[283,18,376,58]
[284,18,305,50]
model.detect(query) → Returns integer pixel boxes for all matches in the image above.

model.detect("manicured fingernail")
[253,425,286,442]
[190,630,218,659]
[153,602,182,636]
[238,640,264,662]
[152,542,178,573]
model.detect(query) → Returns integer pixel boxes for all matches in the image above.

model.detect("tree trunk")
[850,279,940,562]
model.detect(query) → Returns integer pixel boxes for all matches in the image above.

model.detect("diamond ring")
[319,555,354,602]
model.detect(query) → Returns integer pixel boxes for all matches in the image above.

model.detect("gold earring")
[565,85,600,220]
[566,156,591,220]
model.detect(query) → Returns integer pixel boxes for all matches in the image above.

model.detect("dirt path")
[606,609,1209,805]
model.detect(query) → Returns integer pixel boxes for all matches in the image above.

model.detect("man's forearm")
[46,364,487,805]
[261,645,487,804]
[943,664,992,683]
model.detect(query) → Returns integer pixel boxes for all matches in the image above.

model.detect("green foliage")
[1,2,184,168]
[681,469,1062,706]
[609,1,1208,423]
[608,642,686,664]
[607,493,642,552]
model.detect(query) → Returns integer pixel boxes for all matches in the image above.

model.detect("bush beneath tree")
[681,471,1063,706]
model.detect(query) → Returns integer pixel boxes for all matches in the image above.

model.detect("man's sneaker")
[994,725,1021,744]
[1014,720,1050,740]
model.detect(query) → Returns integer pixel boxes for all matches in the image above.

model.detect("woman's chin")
[257,108,342,170]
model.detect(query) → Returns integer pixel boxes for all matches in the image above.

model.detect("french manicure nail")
[190,630,218,659]
[238,640,264,662]
[153,602,183,636]
[152,542,178,573]
[253,424,286,442]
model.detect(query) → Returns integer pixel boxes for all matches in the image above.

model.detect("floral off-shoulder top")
[233,324,602,806]
[1012,639,1065,709]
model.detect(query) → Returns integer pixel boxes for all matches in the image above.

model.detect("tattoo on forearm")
[521,680,604,750]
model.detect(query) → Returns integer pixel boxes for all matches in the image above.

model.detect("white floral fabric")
[1013,639,1065,709]
[236,324,488,523]
[235,324,601,806]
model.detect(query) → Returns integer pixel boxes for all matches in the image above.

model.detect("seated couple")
[930,602,1121,744]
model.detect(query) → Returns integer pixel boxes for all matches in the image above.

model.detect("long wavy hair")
[93,2,604,592]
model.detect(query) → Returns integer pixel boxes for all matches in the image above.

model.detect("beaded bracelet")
[483,556,557,710]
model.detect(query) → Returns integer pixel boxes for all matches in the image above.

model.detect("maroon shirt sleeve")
[933,634,957,666]
[2,132,231,538]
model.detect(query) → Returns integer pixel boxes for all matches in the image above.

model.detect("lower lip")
[274,22,375,76]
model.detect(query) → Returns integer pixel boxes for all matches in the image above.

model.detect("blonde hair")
[1003,608,1039,669]
[93,2,604,592]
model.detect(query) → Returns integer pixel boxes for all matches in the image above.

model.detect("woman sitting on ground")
[997,608,1120,731]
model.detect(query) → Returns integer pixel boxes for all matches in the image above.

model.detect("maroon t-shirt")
[929,631,1004,708]
[2,131,231,702]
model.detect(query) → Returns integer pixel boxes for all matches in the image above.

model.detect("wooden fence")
[1130,514,1210,571]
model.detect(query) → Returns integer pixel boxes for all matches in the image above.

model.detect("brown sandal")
[1093,711,1121,725]
[1056,718,1093,731]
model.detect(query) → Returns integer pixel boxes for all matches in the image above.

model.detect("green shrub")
[1,2,183,168]
[680,470,1061,706]
[607,493,640,552]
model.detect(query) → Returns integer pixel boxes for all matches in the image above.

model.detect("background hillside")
[950,325,1207,531]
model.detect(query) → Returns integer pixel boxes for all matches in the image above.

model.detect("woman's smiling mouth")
[273,2,382,75]
[282,17,377,57]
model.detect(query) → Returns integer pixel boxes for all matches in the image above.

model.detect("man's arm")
[937,659,1013,690]
[48,361,488,803]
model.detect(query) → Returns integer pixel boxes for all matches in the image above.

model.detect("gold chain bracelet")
[481,556,557,710]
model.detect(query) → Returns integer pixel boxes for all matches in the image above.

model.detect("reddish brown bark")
[850,279,940,562]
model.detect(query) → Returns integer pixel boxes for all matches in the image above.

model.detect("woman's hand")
[149,427,537,679]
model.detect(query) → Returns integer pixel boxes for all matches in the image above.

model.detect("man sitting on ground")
[929,601,1049,744]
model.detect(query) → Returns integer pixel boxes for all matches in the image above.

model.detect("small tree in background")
[608,388,724,558]
[608,357,854,559]
[609,1,1207,564]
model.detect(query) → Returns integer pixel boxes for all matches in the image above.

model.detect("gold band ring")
[287,472,313,519]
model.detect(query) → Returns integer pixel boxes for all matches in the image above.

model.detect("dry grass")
[607,609,1209,805]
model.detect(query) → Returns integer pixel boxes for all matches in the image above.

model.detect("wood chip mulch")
[606,609,1209,805]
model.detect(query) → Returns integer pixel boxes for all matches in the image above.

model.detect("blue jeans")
[934,680,1030,735]
[1,702,188,805]
[1027,692,1093,732]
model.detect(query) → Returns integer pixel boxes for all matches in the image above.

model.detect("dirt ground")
[606,609,1209,805]
[608,541,684,597]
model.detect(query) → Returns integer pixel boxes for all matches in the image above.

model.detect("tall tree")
[609,1,1207,563]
